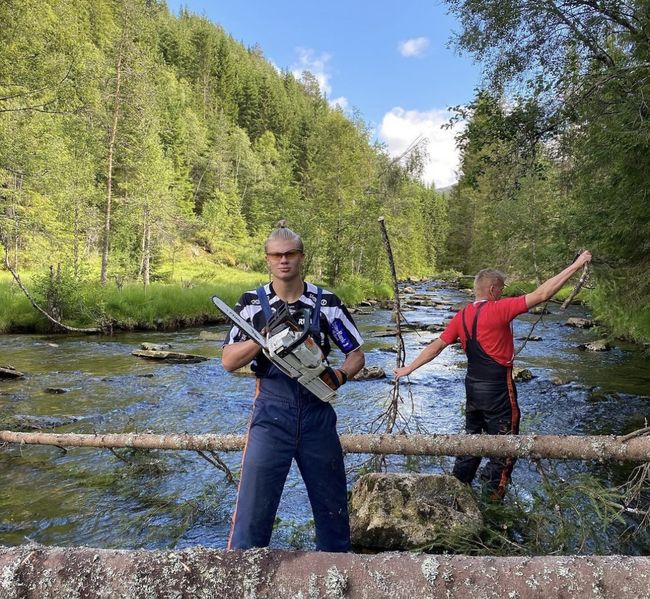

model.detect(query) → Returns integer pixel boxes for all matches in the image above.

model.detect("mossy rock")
[349,473,482,551]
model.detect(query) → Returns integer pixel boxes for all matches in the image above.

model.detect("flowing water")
[1,282,648,551]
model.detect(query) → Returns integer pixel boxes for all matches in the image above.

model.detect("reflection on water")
[0,283,648,550]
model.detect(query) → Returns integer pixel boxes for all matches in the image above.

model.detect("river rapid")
[1,281,649,551]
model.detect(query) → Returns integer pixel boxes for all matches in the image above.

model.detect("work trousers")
[228,379,350,552]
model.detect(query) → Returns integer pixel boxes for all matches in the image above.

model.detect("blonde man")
[395,251,592,499]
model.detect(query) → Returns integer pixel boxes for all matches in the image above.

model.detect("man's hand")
[320,367,347,390]
[393,366,412,381]
[574,250,592,267]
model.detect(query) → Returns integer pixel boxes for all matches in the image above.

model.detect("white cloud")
[379,107,465,189]
[329,96,348,110]
[291,47,332,96]
[398,37,430,58]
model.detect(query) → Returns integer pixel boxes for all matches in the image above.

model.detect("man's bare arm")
[339,347,365,380]
[394,337,448,380]
[221,339,261,372]
[525,250,592,309]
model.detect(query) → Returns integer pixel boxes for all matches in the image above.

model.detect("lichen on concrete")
[324,566,348,598]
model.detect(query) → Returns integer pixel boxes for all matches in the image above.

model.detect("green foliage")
[0,267,268,333]
[333,275,393,307]
[441,0,650,341]
[424,467,629,556]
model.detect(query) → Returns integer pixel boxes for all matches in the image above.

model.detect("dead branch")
[376,217,406,438]
[560,262,591,311]
[2,245,101,333]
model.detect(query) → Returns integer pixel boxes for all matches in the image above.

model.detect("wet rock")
[132,349,209,363]
[352,367,386,381]
[566,317,594,329]
[529,305,551,315]
[552,377,571,386]
[578,339,611,352]
[349,473,482,551]
[0,366,24,379]
[44,387,69,394]
[402,286,416,294]
[426,323,446,332]
[368,330,398,338]
[516,335,542,342]
[8,414,81,431]
[140,342,173,351]
[512,368,535,382]
[198,330,226,341]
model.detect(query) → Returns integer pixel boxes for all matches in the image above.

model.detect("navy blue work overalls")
[452,302,521,499]
[227,288,351,552]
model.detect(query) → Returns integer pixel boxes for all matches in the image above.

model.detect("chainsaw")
[211,296,338,402]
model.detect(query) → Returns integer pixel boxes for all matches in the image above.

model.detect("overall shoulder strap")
[310,286,323,333]
[472,302,487,339]
[461,307,471,339]
[256,286,273,323]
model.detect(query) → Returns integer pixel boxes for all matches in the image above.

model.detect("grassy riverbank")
[3,267,647,344]
[0,270,392,334]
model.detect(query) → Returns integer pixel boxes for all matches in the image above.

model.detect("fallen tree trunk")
[0,546,647,599]
[1,430,649,461]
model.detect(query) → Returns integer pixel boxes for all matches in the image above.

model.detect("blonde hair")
[264,220,304,253]
[474,268,505,293]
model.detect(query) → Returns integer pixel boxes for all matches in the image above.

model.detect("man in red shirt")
[394,251,592,499]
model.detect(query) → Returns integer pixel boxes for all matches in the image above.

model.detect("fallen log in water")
[0,546,647,598]
[1,430,649,461]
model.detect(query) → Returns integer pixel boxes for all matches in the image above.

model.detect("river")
[1,281,648,551]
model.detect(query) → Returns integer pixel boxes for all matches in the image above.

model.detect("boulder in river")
[349,473,482,551]
[566,317,595,329]
[578,339,611,352]
[140,342,173,351]
[352,367,386,381]
[44,387,69,394]
[132,349,209,363]
[0,366,24,379]
[512,367,535,382]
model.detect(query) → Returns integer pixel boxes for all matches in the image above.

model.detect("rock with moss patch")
[0,366,24,379]
[349,473,482,551]
[566,317,594,329]
[512,367,535,382]
[132,349,208,363]
[352,367,386,381]
[578,339,611,352]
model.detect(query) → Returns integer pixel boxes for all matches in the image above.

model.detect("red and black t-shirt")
[440,296,528,367]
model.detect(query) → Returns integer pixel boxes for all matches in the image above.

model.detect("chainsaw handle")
[275,308,312,357]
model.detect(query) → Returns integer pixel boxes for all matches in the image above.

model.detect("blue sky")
[166,1,483,188]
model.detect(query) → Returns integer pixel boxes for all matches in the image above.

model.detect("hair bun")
[276,219,288,228]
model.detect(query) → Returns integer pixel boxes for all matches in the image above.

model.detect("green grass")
[0,267,395,334]
[0,267,269,333]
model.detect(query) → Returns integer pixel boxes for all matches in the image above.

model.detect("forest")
[1,0,648,342]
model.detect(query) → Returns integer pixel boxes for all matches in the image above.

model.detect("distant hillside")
[0,0,447,288]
